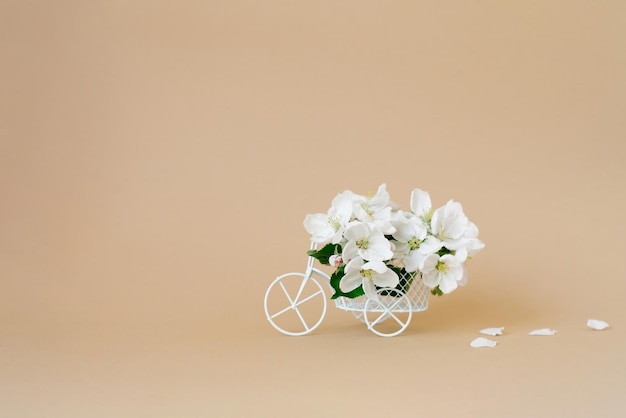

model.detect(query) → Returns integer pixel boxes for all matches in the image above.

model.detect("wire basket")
[334,269,429,313]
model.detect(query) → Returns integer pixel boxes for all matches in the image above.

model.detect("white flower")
[342,221,394,262]
[392,211,444,271]
[430,200,469,249]
[340,257,399,300]
[421,253,464,294]
[354,184,389,220]
[391,214,428,272]
[350,184,396,234]
[303,191,353,245]
[438,219,484,263]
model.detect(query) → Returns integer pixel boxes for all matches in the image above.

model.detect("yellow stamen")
[360,269,373,279]
[356,237,370,250]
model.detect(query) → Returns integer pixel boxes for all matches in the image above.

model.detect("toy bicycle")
[264,243,429,337]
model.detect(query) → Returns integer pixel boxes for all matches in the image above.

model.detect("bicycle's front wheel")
[264,272,327,336]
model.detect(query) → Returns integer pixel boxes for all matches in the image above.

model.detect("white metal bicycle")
[264,243,429,337]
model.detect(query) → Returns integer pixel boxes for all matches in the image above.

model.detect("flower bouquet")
[303,184,484,302]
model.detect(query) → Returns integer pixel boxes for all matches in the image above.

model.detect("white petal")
[368,183,390,211]
[344,221,368,241]
[399,215,426,239]
[330,229,345,245]
[421,270,440,289]
[331,192,354,222]
[479,327,504,336]
[441,254,462,274]
[364,235,393,261]
[410,188,431,216]
[417,236,443,255]
[420,253,439,273]
[373,269,399,288]
[373,218,396,236]
[404,251,424,272]
[466,238,485,256]
[352,205,371,222]
[362,260,387,274]
[444,237,469,251]
[303,213,333,243]
[391,217,414,242]
[458,266,468,286]
[344,256,365,273]
[455,247,468,264]
[529,328,557,336]
[339,271,363,293]
[362,279,378,301]
[438,275,458,294]
[470,337,497,348]
[465,221,479,238]
[393,241,410,257]
[587,319,610,330]
[431,200,468,240]
[443,216,468,240]
[341,241,358,263]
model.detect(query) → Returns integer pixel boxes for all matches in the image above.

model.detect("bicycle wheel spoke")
[269,304,293,319]
[278,280,295,305]
[369,307,389,327]
[388,312,405,326]
[293,289,323,307]
[294,307,310,331]
[292,276,310,305]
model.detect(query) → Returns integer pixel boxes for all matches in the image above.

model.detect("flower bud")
[329,254,344,267]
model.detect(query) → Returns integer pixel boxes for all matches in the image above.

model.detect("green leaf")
[307,243,342,265]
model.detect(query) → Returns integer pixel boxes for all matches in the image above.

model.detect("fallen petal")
[470,337,497,348]
[529,328,557,336]
[479,327,504,336]
[587,319,610,330]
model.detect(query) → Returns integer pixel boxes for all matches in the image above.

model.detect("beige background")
[1,1,625,416]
